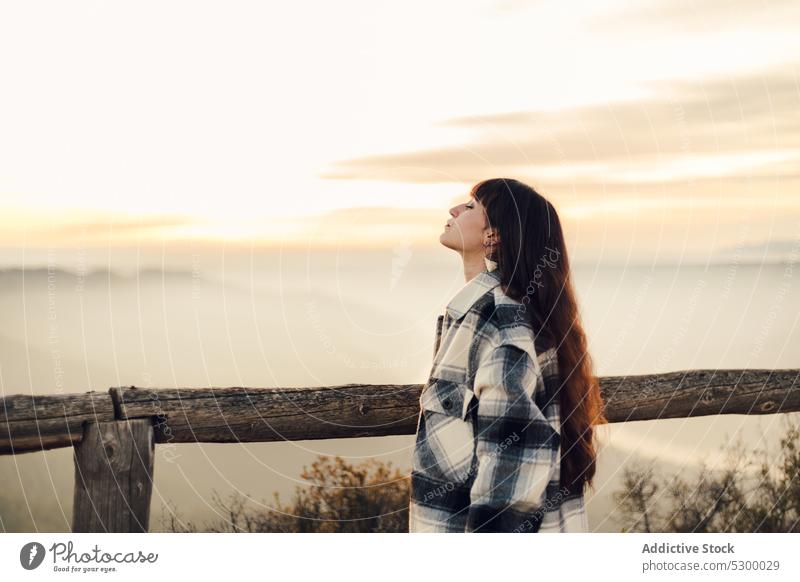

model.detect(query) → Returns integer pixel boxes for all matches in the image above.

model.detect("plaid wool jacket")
[409,260,589,533]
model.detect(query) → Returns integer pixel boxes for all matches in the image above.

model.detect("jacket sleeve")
[465,342,560,533]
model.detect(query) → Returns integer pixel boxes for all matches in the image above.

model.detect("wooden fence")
[2,368,798,532]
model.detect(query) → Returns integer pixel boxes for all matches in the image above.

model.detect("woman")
[409,178,606,533]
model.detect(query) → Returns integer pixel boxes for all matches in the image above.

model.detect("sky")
[1,0,798,263]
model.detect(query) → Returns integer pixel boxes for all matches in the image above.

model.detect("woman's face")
[439,195,490,253]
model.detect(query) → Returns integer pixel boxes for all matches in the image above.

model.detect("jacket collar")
[445,257,502,320]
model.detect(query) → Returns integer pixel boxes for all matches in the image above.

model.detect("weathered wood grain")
[111,384,421,443]
[600,368,800,422]
[0,391,115,454]
[72,419,155,533]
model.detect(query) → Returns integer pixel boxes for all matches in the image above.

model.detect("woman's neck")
[461,252,487,283]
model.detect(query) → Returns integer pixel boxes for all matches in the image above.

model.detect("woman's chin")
[438,232,458,251]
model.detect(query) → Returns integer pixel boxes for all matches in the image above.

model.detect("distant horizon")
[1,255,797,273]
[0,234,797,274]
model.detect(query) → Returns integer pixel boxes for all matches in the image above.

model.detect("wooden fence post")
[72,418,155,532]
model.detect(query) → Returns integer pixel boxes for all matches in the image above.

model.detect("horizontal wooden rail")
[1,391,116,455]
[2,368,799,455]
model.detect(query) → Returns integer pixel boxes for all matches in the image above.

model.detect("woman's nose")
[449,207,458,217]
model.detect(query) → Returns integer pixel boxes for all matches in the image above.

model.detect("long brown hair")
[472,178,607,492]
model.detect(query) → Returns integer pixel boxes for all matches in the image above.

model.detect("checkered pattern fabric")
[409,261,589,532]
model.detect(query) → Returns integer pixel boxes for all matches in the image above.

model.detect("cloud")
[288,206,450,246]
[593,0,800,33]
[319,206,445,222]
[712,237,800,263]
[0,211,208,247]
[319,65,800,186]
[48,214,200,237]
